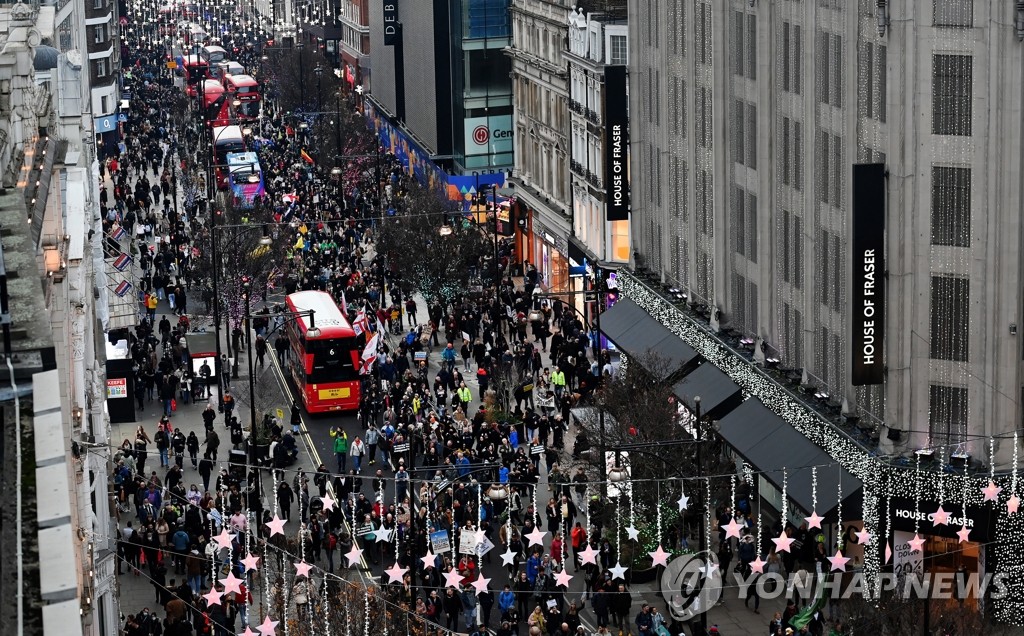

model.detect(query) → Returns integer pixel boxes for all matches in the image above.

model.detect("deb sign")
[465,115,513,156]
[383,1,399,45]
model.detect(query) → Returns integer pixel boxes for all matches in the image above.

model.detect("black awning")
[717,398,862,518]
[672,362,743,419]
[599,298,699,379]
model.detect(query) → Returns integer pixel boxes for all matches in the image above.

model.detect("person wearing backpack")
[330,427,349,473]
[323,527,338,573]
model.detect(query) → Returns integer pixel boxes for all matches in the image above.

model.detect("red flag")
[300,149,315,165]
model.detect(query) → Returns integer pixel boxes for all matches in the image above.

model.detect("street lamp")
[693,394,708,636]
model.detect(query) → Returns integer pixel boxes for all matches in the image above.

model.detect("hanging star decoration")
[472,575,491,595]
[982,481,1002,502]
[749,556,766,574]
[294,561,313,578]
[772,531,795,553]
[239,627,259,636]
[375,526,393,543]
[320,493,336,511]
[554,568,573,587]
[908,533,925,553]
[344,544,364,567]
[203,588,223,607]
[648,546,670,567]
[625,524,640,541]
[256,616,280,636]
[525,527,548,547]
[931,506,951,526]
[221,572,244,595]
[677,490,690,511]
[385,562,409,584]
[702,558,719,578]
[1008,494,1020,515]
[265,514,286,537]
[805,511,824,530]
[827,550,850,572]
[854,528,872,546]
[884,542,892,564]
[722,517,743,540]
[241,553,261,572]
[500,547,517,567]
[213,528,236,550]
[578,543,599,566]
[442,568,464,589]
[421,551,437,570]
[956,525,971,543]
[609,562,628,580]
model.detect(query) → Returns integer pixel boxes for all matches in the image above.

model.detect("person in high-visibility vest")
[457,382,472,411]
[550,366,566,401]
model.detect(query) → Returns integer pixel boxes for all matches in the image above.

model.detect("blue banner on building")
[95,114,118,134]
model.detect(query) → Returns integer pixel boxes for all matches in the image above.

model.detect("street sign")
[275,408,285,421]
[166,61,177,69]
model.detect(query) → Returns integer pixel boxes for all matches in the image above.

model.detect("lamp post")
[693,394,707,636]
[314,63,323,115]
[297,37,306,109]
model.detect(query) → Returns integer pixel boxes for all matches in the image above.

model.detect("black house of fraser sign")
[851,163,885,385]
[604,65,629,221]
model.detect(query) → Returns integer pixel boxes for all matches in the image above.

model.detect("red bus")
[181,54,209,87]
[224,74,260,120]
[284,291,361,413]
[211,125,246,189]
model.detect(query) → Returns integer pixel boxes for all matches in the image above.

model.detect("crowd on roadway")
[105,20,836,636]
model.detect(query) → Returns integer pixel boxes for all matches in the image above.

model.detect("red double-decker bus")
[284,291,361,413]
[224,74,260,120]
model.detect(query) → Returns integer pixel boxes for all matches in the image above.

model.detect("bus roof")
[285,291,354,339]
[184,54,206,66]
[226,152,260,174]
[202,45,227,54]
[226,74,258,87]
[211,125,244,145]
[202,79,224,94]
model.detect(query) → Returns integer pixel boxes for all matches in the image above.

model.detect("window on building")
[746,102,757,168]
[816,130,842,206]
[782,22,802,95]
[100,95,109,114]
[610,35,627,65]
[817,32,843,107]
[818,229,843,311]
[731,11,756,80]
[930,166,971,247]
[857,42,887,121]
[781,117,803,190]
[929,384,968,444]
[933,0,972,27]
[95,59,107,77]
[696,2,711,65]
[782,302,803,365]
[94,25,105,44]
[93,0,104,8]
[929,275,970,361]
[782,209,804,289]
[932,54,972,136]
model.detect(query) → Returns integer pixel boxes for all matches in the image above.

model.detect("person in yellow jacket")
[145,292,159,323]
[550,366,566,400]
[457,382,472,411]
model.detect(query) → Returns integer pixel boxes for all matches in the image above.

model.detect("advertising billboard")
[464,115,513,157]
[604,66,630,221]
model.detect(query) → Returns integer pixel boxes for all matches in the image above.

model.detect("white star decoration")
[749,556,765,574]
[677,491,690,511]
[500,547,517,566]
[721,517,742,540]
[625,525,640,541]
[805,511,824,530]
[321,493,336,511]
[578,544,599,566]
[265,515,286,537]
[384,562,409,584]
[648,545,670,567]
[772,531,795,553]
[213,529,236,550]
[827,550,850,572]
[472,575,491,595]
[442,568,463,589]
[931,506,951,526]
[294,561,313,578]
[344,544,363,567]
[203,588,222,606]
[421,551,437,569]
[256,616,280,636]
[609,562,628,580]
[241,553,261,572]
[221,572,243,595]
[554,569,573,587]
[525,527,548,547]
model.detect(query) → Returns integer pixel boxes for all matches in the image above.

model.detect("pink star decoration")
[554,569,573,587]
[203,588,223,607]
[385,562,409,584]
[241,553,261,572]
[239,627,259,636]
[221,572,244,595]
[442,568,463,589]
[908,533,925,553]
[420,551,437,570]
[213,529,236,550]
[749,556,766,574]
[982,481,1002,502]
[321,493,336,511]
[722,517,743,540]
[256,616,280,636]
[525,527,548,547]
[578,544,599,566]
[294,561,313,578]
[472,575,492,595]
[344,544,363,566]
[884,542,892,564]
[805,511,824,530]
[1008,494,1021,515]
[931,506,951,526]
[772,531,795,553]
[648,545,670,567]
[827,550,850,572]
[265,514,286,537]
[854,529,872,546]
[956,525,971,543]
